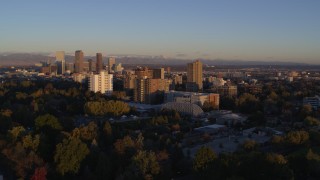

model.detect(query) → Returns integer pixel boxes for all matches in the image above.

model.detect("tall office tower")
[96,53,103,73]
[186,60,203,92]
[88,59,95,72]
[65,62,75,73]
[153,68,164,79]
[108,57,116,72]
[83,61,89,72]
[88,71,113,95]
[55,51,65,75]
[74,50,84,73]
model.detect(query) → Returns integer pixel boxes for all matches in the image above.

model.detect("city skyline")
[0,0,320,64]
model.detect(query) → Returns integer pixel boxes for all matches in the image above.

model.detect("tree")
[8,126,26,142]
[79,122,98,141]
[114,136,135,155]
[2,142,43,178]
[285,131,309,145]
[237,93,261,114]
[136,133,144,150]
[202,101,216,112]
[242,140,257,151]
[132,150,160,179]
[84,100,130,117]
[306,149,320,161]
[246,111,265,126]
[103,121,112,136]
[304,116,320,126]
[266,153,287,165]
[103,121,113,144]
[35,114,62,131]
[220,96,236,110]
[22,134,40,151]
[173,111,181,121]
[54,137,89,175]
[0,114,12,134]
[271,135,284,144]
[94,152,112,180]
[193,146,216,172]
[299,104,313,120]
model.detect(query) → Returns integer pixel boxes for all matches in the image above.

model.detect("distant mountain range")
[0,52,315,67]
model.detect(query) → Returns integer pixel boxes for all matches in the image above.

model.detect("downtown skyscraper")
[96,53,103,73]
[108,57,115,73]
[55,51,65,75]
[74,50,84,73]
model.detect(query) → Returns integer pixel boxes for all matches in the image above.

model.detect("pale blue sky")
[0,0,319,63]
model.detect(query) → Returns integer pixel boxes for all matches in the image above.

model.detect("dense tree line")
[0,77,320,179]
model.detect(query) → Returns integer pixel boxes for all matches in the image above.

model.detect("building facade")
[165,91,219,108]
[55,51,65,75]
[96,53,103,73]
[187,60,203,92]
[134,78,172,104]
[74,50,84,73]
[88,71,113,95]
[135,67,153,79]
[153,68,164,79]
[108,57,116,73]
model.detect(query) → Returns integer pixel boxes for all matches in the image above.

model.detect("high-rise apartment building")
[55,51,65,75]
[153,68,164,79]
[74,50,84,73]
[135,67,153,79]
[124,74,137,90]
[88,71,113,95]
[96,53,103,73]
[108,57,116,72]
[186,60,203,92]
[134,78,171,104]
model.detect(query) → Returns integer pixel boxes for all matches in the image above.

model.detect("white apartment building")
[88,71,113,95]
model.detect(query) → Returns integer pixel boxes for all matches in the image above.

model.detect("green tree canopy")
[35,114,62,131]
[266,153,287,165]
[8,126,26,142]
[304,116,320,126]
[54,137,89,175]
[242,140,258,151]
[193,146,216,172]
[132,150,160,179]
[237,93,261,114]
[285,130,309,145]
[84,100,130,117]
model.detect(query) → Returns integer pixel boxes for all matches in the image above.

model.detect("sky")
[0,0,319,63]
